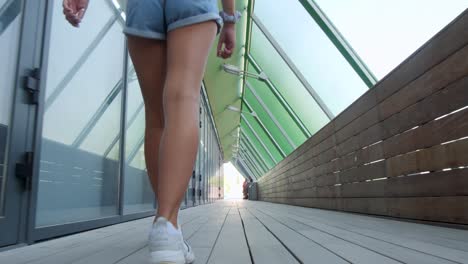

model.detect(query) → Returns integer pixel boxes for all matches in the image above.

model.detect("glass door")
[0,0,44,247]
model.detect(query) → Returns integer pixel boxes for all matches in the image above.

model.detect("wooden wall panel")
[257,10,468,225]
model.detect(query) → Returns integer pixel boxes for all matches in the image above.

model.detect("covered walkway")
[1,1,467,262]
[1,200,467,264]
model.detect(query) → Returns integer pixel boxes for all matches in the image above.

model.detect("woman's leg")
[127,36,166,211]
[157,21,217,227]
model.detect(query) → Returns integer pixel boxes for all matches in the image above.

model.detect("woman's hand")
[217,23,236,59]
[63,0,89,27]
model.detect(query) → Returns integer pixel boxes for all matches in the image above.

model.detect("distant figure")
[242,178,249,199]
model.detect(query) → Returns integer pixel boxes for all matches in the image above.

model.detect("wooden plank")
[284,216,456,264]
[386,138,468,178]
[254,208,405,264]
[334,43,468,153]
[238,208,299,264]
[247,207,349,263]
[335,10,468,131]
[71,232,147,264]
[24,225,149,264]
[333,74,468,167]
[207,208,251,264]
[256,201,468,242]
[268,74,468,190]
[379,45,468,121]
[254,202,467,263]
[115,247,148,264]
[383,108,468,158]
[0,219,149,264]
[381,75,468,140]
[264,196,468,224]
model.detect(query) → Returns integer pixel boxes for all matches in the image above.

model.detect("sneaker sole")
[150,250,185,264]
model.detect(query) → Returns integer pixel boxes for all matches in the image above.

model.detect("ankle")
[155,211,178,227]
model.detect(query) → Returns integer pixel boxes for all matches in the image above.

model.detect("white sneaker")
[182,238,195,263]
[148,216,195,264]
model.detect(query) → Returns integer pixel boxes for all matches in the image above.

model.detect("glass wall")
[34,0,223,228]
[36,0,124,227]
[122,61,154,215]
[0,0,22,215]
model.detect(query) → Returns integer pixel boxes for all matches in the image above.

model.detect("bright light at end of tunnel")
[223,162,245,200]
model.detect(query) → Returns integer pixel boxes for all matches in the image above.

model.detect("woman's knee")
[164,82,200,106]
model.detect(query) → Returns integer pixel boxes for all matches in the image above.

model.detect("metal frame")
[24,0,158,244]
[241,113,277,163]
[0,0,47,247]
[239,145,264,176]
[0,0,22,36]
[44,15,119,109]
[234,159,251,180]
[239,132,269,172]
[238,151,260,180]
[298,0,377,88]
[243,149,264,179]
[239,146,264,176]
[245,80,297,148]
[240,137,268,173]
[236,158,256,181]
[251,15,335,120]
[242,99,286,157]
[117,41,129,216]
[247,55,312,138]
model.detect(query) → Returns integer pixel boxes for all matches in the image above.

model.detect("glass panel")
[0,0,22,214]
[254,0,368,115]
[246,62,307,146]
[241,113,280,167]
[123,62,154,215]
[315,0,468,79]
[244,88,293,155]
[36,2,123,227]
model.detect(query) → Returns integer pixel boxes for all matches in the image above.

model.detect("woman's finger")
[217,38,224,57]
[63,0,74,12]
[76,8,86,20]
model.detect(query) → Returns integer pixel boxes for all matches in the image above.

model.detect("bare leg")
[157,21,217,227]
[127,36,166,217]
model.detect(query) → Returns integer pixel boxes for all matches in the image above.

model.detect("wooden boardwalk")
[1,200,468,264]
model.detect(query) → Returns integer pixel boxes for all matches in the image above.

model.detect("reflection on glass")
[36,2,123,227]
[314,0,468,78]
[0,0,22,214]
[246,63,307,146]
[123,63,154,214]
[254,0,368,115]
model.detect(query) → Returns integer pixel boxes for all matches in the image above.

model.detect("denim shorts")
[123,0,223,40]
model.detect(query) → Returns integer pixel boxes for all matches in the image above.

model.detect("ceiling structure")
[203,0,468,180]
[109,0,467,180]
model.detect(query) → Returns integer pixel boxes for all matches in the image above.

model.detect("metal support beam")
[238,151,260,180]
[239,152,262,180]
[239,144,266,175]
[236,158,256,181]
[240,134,269,172]
[241,113,277,164]
[245,81,297,149]
[72,80,123,148]
[252,15,335,120]
[242,99,286,157]
[298,0,377,87]
[247,55,311,138]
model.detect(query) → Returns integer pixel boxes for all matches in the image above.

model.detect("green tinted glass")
[315,0,468,79]
[254,0,368,115]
